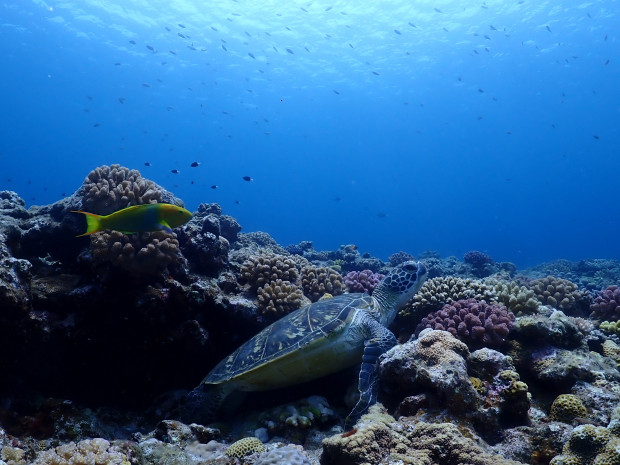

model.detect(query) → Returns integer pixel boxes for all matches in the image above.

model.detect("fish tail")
[72,211,103,237]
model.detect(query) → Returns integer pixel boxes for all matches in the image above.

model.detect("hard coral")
[550,394,588,423]
[301,266,344,302]
[590,286,620,321]
[400,276,496,319]
[528,276,591,314]
[485,278,540,314]
[343,270,385,294]
[224,437,266,458]
[465,250,494,267]
[240,252,299,290]
[257,279,307,317]
[33,438,130,465]
[90,230,181,276]
[79,164,180,215]
[550,424,611,465]
[416,298,515,350]
[388,251,415,266]
[255,445,311,465]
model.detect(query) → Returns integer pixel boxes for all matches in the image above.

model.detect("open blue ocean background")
[1,0,618,267]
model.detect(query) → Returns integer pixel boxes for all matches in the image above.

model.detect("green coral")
[600,321,620,335]
[550,394,588,423]
[485,278,540,314]
[225,437,266,458]
[550,424,612,465]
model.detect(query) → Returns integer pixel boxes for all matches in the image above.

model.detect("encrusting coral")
[90,230,181,275]
[79,164,180,215]
[301,266,344,302]
[415,298,515,350]
[257,279,308,317]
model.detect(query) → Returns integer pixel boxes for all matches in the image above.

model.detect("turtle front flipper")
[180,382,234,425]
[344,318,396,429]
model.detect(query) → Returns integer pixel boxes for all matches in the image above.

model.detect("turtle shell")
[205,293,374,387]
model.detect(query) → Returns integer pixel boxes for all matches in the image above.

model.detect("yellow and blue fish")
[73,203,192,237]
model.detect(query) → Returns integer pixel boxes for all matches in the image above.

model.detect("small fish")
[144,162,151,166]
[114,62,121,66]
[222,45,228,51]
[142,83,151,87]
[325,6,332,11]
[190,162,200,167]
[170,50,177,55]
[434,7,443,13]
[242,176,253,182]
[73,204,192,237]
[286,48,294,54]
[165,26,171,31]
[333,90,340,95]
[605,59,610,65]
[171,169,180,174]
[546,25,552,32]
[146,45,155,52]
[178,33,186,38]
[408,22,416,28]
[478,88,484,93]
[593,135,600,139]
[394,29,401,35]
[248,52,256,59]
[210,185,218,189]
[300,7,308,12]
[211,26,218,32]
[234,200,240,204]
[304,46,310,52]
[178,23,186,28]
[93,123,100,127]
[484,35,491,40]
[372,71,380,75]
[490,25,497,30]
[129,40,136,45]
[377,213,387,218]
[118,97,126,104]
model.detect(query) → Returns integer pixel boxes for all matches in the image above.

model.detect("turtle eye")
[403,262,418,272]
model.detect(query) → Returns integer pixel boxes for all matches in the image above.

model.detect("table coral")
[415,298,515,350]
[79,164,180,215]
[301,266,344,302]
[343,270,384,294]
[257,279,308,317]
[90,230,181,276]
[590,286,620,321]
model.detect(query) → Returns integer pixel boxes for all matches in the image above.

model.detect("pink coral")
[590,285,620,320]
[344,270,385,294]
[416,299,515,349]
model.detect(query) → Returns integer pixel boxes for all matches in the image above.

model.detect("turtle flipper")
[345,318,396,429]
[179,382,233,425]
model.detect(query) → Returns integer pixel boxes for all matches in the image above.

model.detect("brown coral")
[240,252,299,290]
[550,394,587,423]
[79,164,168,215]
[301,266,344,302]
[528,276,590,314]
[257,279,307,317]
[90,230,180,275]
[484,278,540,314]
[400,276,496,319]
[32,438,130,465]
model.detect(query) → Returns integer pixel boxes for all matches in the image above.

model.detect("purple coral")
[416,298,515,349]
[344,270,385,294]
[464,250,493,267]
[388,251,415,266]
[590,285,620,320]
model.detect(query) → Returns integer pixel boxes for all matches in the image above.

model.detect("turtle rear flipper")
[180,383,235,424]
[345,318,396,429]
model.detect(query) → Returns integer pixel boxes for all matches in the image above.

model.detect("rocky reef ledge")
[2,165,620,465]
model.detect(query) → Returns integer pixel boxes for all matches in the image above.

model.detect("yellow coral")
[225,437,266,458]
[601,321,620,335]
[528,276,588,313]
[32,438,130,465]
[550,394,587,423]
[257,279,308,316]
[603,340,620,366]
[470,377,486,395]
[1,446,26,465]
[301,266,344,302]
[241,252,299,290]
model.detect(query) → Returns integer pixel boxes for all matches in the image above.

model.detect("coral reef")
[257,279,308,317]
[379,329,479,414]
[415,299,515,350]
[485,278,540,314]
[240,251,299,290]
[528,276,591,315]
[343,270,384,294]
[224,436,266,458]
[550,394,588,423]
[549,423,614,465]
[465,250,494,267]
[301,266,344,302]
[89,230,181,276]
[590,285,620,321]
[32,438,131,465]
[78,164,181,215]
[255,445,311,465]
[388,251,414,266]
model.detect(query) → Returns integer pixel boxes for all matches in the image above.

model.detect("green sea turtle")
[183,260,427,428]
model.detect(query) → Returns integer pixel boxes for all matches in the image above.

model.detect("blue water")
[1,0,618,267]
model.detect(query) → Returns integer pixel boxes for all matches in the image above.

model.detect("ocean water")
[1,0,618,267]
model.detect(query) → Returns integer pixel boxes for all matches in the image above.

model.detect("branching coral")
[343,270,384,294]
[590,285,620,321]
[416,299,515,350]
[257,279,307,317]
[301,266,344,302]
[79,164,178,215]
[240,252,299,290]
[90,230,180,275]
[399,276,496,319]
[528,276,591,314]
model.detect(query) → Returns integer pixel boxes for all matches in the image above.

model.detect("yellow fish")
[73,203,192,237]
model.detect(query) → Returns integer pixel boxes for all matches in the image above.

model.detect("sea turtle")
[183,260,427,428]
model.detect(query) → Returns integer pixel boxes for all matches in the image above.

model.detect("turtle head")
[374,261,428,323]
